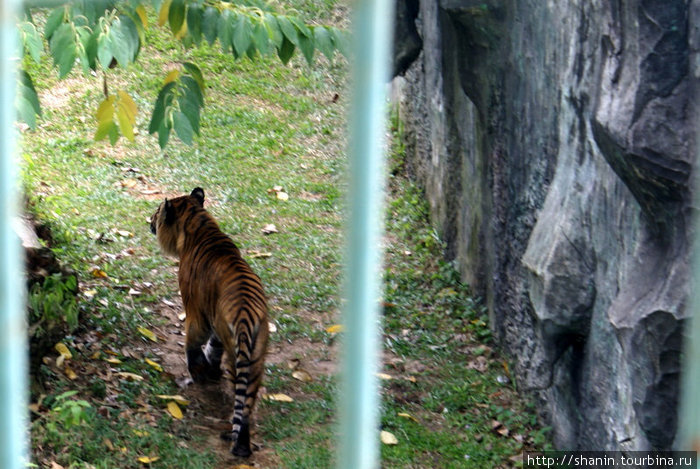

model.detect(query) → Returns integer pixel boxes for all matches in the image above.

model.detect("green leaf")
[331,27,350,57]
[202,6,219,45]
[76,27,92,75]
[44,7,66,41]
[288,16,311,39]
[277,35,295,64]
[277,16,298,46]
[232,14,253,57]
[83,30,99,71]
[297,31,315,65]
[264,13,283,48]
[168,0,186,35]
[17,95,37,130]
[217,9,233,54]
[149,81,176,134]
[173,111,193,145]
[95,119,118,143]
[50,23,77,78]
[19,22,42,63]
[157,122,171,149]
[252,21,270,55]
[111,16,140,67]
[96,33,114,70]
[18,71,40,116]
[180,76,204,107]
[182,62,205,95]
[178,93,200,135]
[186,3,203,44]
[314,26,334,60]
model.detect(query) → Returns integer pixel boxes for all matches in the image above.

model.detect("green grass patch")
[23,2,548,468]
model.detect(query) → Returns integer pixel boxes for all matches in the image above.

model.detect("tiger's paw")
[231,443,252,458]
[220,430,235,441]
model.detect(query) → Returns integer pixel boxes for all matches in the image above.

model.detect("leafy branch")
[17,0,348,148]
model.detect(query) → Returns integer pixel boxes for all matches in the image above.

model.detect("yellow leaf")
[178,312,186,321]
[138,456,160,464]
[162,69,180,86]
[232,465,256,469]
[137,326,158,342]
[105,357,122,365]
[174,20,188,40]
[83,289,97,298]
[325,324,344,334]
[116,371,144,381]
[157,0,171,26]
[292,370,313,383]
[103,437,115,451]
[55,343,72,360]
[56,354,65,368]
[167,401,183,419]
[380,430,398,445]
[155,394,190,406]
[64,366,78,380]
[135,5,148,28]
[397,412,419,423]
[376,372,393,380]
[264,393,294,403]
[276,191,289,201]
[91,268,109,279]
[116,229,133,238]
[405,376,417,383]
[133,429,150,437]
[145,358,163,372]
[96,95,115,124]
[117,90,137,123]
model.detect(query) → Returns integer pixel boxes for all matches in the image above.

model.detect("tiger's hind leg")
[202,334,224,381]
[185,315,221,384]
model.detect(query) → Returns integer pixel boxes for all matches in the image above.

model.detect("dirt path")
[152,296,337,468]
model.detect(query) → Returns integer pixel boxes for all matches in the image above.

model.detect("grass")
[23,2,549,468]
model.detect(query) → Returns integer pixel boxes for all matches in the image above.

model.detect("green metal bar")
[679,129,700,465]
[0,0,26,468]
[338,0,394,468]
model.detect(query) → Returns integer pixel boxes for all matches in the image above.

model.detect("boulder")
[392,0,698,450]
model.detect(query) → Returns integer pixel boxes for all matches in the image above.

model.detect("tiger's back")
[150,187,268,457]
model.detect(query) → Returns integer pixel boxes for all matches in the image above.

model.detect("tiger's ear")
[164,198,176,225]
[191,187,205,207]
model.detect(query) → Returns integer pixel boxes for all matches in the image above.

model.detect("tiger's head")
[150,187,206,256]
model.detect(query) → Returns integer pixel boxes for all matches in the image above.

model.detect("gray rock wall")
[392,0,698,450]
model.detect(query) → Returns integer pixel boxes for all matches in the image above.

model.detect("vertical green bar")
[680,128,700,466]
[0,0,27,468]
[338,0,394,468]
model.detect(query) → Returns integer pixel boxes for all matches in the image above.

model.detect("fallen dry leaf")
[167,401,183,419]
[292,370,313,383]
[397,412,419,423]
[325,324,344,334]
[137,456,159,464]
[268,321,277,333]
[55,343,72,359]
[145,358,163,372]
[129,288,142,296]
[116,372,144,382]
[232,465,256,469]
[64,366,78,380]
[156,395,190,406]
[90,267,109,279]
[249,251,273,259]
[116,230,133,238]
[380,430,398,445]
[262,223,278,235]
[50,461,65,469]
[137,326,158,342]
[105,357,122,365]
[376,372,393,380]
[103,437,115,451]
[276,191,289,201]
[264,393,294,403]
[178,312,186,321]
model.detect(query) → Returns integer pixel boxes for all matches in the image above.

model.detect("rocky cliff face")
[392,0,698,450]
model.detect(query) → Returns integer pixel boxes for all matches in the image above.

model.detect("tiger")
[149,187,269,458]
